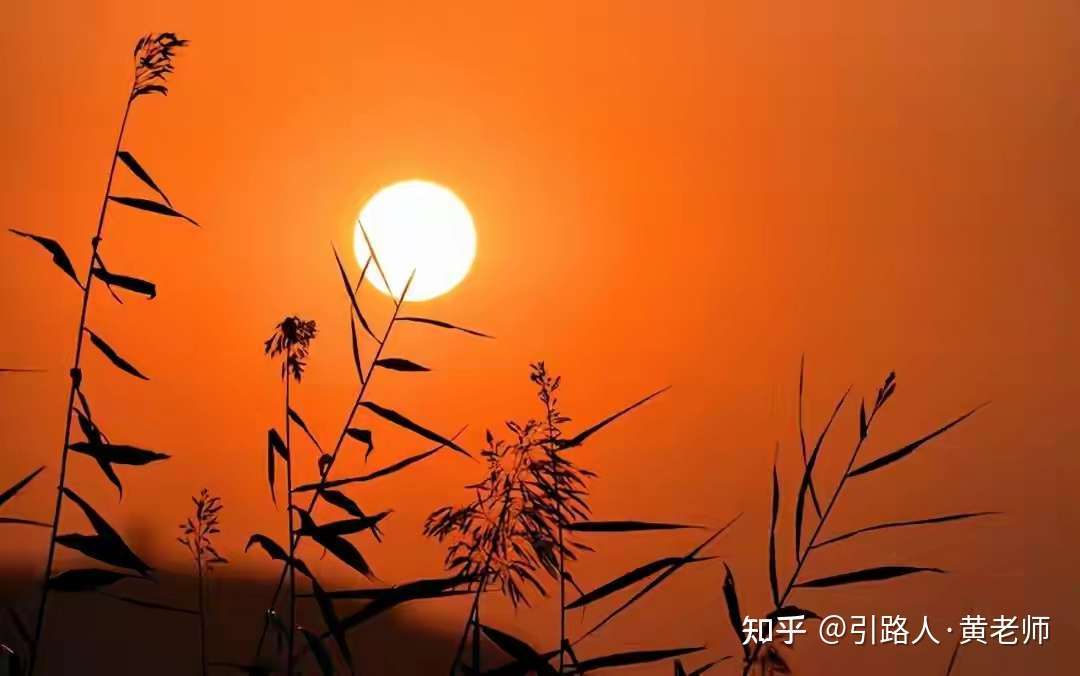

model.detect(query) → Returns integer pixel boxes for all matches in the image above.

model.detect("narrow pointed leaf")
[100,592,197,615]
[67,442,168,466]
[244,534,313,578]
[292,507,374,579]
[311,579,352,668]
[848,406,985,478]
[480,625,559,676]
[316,489,383,539]
[84,329,148,380]
[301,627,335,676]
[48,568,133,592]
[556,387,669,450]
[566,556,714,610]
[333,245,377,341]
[288,407,322,452]
[580,514,740,640]
[769,461,780,607]
[576,646,704,672]
[0,517,50,528]
[396,316,492,338]
[859,400,868,440]
[332,576,474,632]
[797,358,822,517]
[359,402,469,456]
[766,606,820,622]
[117,151,171,205]
[108,196,197,226]
[9,229,81,287]
[345,428,373,458]
[298,512,390,537]
[295,440,455,492]
[795,388,849,561]
[814,512,999,550]
[722,563,749,662]
[795,565,944,588]
[565,520,702,533]
[374,357,429,372]
[348,314,363,381]
[945,639,961,675]
[58,488,150,575]
[92,267,156,299]
[0,466,45,509]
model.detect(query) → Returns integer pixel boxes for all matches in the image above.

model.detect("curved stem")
[28,87,134,676]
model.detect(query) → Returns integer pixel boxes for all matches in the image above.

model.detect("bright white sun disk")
[353,180,476,302]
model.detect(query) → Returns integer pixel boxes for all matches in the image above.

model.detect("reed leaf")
[288,407,323,452]
[295,441,451,492]
[554,387,669,450]
[358,401,469,456]
[575,646,704,672]
[301,627,335,676]
[396,316,492,338]
[345,428,374,458]
[565,520,702,533]
[480,625,559,676]
[847,405,985,478]
[99,592,197,615]
[795,565,945,588]
[68,441,169,497]
[291,507,374,579]
[9,229,81,288]
[766,606,820,621]
[0,517,50,528]
[310,579,352,670]
[83,329,148,380]
[92,266,156,299]
[107,196,198,226]
[0,466,45,509]
[47,568,133,592]
[813,512,998,550]
[374,357,430,372]
[244,534,312,578]
[332,245,377,341]
[116,151,171,206]
[768,460,780,607]
[57,488,151,575]
[566,556,715,610]
[794,388,849,561]
[721,563,749,663]
[580,514,740,640]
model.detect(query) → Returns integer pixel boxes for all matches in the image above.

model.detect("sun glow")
[353,180,476,302]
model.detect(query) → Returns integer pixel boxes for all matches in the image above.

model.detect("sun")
[353,180,476,302]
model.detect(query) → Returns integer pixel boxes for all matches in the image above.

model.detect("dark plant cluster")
[0,32,996,676]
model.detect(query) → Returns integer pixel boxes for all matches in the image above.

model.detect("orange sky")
[1,2,1077,674]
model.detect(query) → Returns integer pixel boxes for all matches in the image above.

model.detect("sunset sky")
[1,2,1077,674]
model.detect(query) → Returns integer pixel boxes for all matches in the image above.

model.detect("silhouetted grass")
[178,489,228,676]
[6,32,196,675]
[426,365,734,675]
[719,360,992,675]
[241,231,488,675]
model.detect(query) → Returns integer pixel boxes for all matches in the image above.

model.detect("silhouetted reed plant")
[6,32,196,675]
[719,362,990,675]
[242,232,490,675]
[177,489,228,676]
[427,365,738,675]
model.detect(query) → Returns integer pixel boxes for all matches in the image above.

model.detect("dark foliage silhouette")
[6,31,196,675]
[427,365,734,675]
[178,489,228,676]
[719,361,992,675]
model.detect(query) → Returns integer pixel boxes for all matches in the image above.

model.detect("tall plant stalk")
[254,231,488,663]
[263,316,318,673]
[179,489,227,676]
[13,33,194,675]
